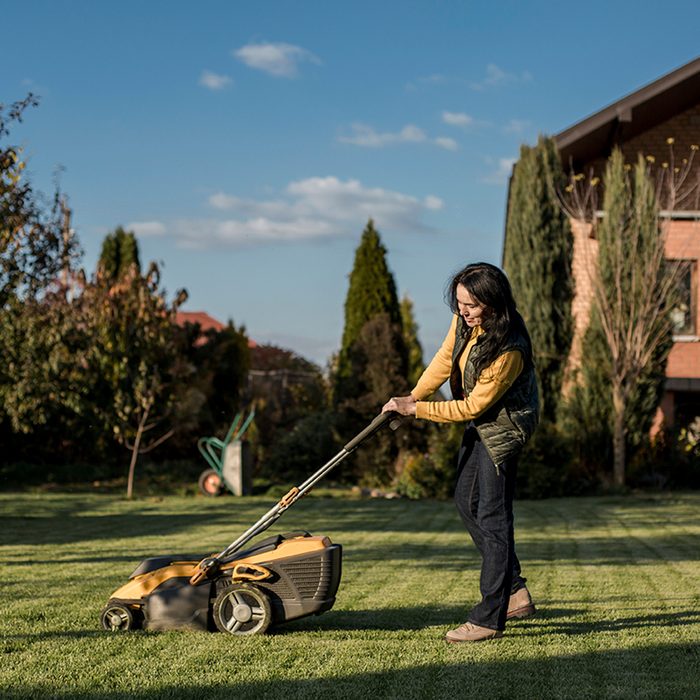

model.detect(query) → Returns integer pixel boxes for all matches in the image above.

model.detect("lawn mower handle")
[196,409,403,572]
[343,411,401,452]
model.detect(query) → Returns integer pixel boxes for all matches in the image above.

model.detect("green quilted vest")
[449,316,539,466]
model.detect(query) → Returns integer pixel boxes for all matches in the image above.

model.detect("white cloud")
[174,217,335,249]
[442,111,474,128]
[470,64,533,91]
[199,70,232,90]
[233,42,320,78]
[424,195,444,210]
[127,221,166,237]
[339,123,458,151]
[434,136,459,151]
[174,177,443,249]
[481,157,517,185]
[338,123,427,148]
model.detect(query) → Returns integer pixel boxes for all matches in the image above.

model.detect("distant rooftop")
[176,311,257,348]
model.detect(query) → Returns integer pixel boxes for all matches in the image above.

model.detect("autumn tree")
[0,96,89,464]
[87,256,189,498]
[561,145,696,486]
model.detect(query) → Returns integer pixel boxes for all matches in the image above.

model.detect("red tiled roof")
[176,311,256,347]
[176,311,224,333]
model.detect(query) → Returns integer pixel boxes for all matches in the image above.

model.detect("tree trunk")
[126,406,149,499]
[611,384,626,487]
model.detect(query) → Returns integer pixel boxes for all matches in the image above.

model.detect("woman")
[383,262,539,643]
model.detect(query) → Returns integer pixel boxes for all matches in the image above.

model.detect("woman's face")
[456,284,488,328]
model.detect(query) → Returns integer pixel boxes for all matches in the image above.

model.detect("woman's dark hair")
[445,262,533,377]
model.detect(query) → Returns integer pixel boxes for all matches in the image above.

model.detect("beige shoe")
[507,587,536,620]
[445,622,503,643]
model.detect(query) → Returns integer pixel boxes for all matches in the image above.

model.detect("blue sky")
[3,1,700,366]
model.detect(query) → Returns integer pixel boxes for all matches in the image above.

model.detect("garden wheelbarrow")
[197,409,255,496]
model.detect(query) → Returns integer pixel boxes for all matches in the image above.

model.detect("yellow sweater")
[411,315,524,423]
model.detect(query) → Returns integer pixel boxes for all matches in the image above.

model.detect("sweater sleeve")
[410,315,458,400]
[414,350,524,423]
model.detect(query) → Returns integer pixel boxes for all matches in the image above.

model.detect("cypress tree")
[400,294,425,388]
[503,135,574,422]
[98,227,141,282]
[334,219,405,404]
[333,220,409,485]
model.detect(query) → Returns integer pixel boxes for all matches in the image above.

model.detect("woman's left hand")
[382,394,417,416]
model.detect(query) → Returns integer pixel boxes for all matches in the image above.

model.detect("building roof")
[554,56,700,168]
[176,311,257,347]
[176,311,224,333]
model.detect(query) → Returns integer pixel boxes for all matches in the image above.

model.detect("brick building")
[513,57,700,431]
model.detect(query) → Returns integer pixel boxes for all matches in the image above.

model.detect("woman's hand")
[382,394,417,416]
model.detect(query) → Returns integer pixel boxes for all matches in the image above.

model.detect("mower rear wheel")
[198,468,223,496]
[213,583,272,635]
[100,601,142,632]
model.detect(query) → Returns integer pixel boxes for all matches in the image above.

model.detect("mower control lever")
[189,556,221,586]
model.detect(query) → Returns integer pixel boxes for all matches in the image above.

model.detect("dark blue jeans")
[454,425,526,631]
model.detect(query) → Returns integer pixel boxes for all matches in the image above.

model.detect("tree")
[332,221,411,484]
[334,219,405,404]
[0,96,88,464]
[98,227,141,282]
[561,146,694,486]
[503,135,574,421]
[248,344,328,471]
[400,294,425,388]
[87,259,188,498]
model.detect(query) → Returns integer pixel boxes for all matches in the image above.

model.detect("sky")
[3,1,700,367]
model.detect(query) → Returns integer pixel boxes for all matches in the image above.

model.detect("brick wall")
[665,219,700,381]
[564,219,597,385]
[565,218,699,380]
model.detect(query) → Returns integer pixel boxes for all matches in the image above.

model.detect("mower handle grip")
[343,411,400,452]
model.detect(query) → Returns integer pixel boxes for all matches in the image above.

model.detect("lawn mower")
[100,411,400,636]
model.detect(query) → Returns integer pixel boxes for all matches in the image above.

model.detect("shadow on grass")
[3,642,698,699]
[285,604,700,635]
[519,607,700,635]
[4,602,692,642]
[0,512,234,546]
[3,496,699,568]
[346,532,700,564]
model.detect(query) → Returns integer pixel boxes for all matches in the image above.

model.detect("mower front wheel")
[213,583,272,635]
[100,601,143,632]
[198,468,224,496]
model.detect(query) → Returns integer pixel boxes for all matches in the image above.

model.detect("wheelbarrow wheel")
[198,468,224,496]
[213,583,272,635]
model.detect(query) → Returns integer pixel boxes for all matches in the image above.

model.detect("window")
[670,260,696,336]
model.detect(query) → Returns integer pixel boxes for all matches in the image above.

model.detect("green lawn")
[1,490,699,699]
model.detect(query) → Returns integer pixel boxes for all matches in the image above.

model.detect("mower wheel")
[212,583,272,635]
[100,601,142,632]
[198,468,224,496]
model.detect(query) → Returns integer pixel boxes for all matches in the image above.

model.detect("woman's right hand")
[382,394,417,416]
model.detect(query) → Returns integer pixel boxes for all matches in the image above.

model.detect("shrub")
[262,411,338,485]
[516,420,579,498]
[394,423,462,499]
